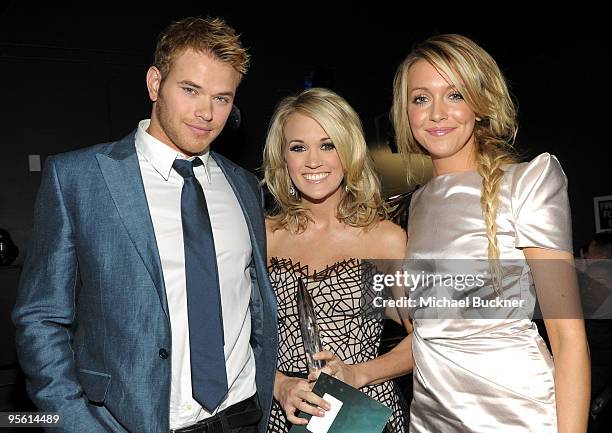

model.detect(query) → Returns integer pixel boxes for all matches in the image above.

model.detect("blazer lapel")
[95,132,169,321]
[211,152,265,256]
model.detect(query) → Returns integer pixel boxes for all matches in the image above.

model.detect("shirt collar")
[135,119,211,183]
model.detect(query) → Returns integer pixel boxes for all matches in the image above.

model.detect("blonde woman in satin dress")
[391,35,590,433]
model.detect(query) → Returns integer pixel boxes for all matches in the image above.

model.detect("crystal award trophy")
[296,277,326,372]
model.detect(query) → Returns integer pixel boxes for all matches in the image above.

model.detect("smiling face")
[283,112,344,205]
[406,59,479,174]
[146,48,240,156]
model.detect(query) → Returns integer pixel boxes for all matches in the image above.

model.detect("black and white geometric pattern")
[267,258,409,433]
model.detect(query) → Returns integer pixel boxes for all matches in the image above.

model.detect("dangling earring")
[344,184,350,193]
[289,184,297,198]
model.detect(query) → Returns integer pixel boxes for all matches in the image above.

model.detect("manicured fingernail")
[319,410,325,417]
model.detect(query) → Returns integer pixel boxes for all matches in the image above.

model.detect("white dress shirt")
[135,120,256,430]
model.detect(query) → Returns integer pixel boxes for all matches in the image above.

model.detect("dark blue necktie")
[173,157,228,412]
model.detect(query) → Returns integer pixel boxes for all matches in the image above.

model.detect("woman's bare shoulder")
[365,220,407,260]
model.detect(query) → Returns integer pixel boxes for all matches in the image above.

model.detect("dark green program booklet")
[289,372,392,433]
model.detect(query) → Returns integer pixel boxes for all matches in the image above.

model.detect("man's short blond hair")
[154,16,250,79]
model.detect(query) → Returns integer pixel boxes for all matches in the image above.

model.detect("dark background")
[0,5,609,429]
[0,9,609,262]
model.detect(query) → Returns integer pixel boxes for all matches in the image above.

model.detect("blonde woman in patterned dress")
[263,87,411,433]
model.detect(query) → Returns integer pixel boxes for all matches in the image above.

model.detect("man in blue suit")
[12,17,277,433]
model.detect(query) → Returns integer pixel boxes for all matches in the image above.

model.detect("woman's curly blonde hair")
[263,88,387,234]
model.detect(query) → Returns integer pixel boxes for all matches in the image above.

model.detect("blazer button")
[159,348,169,359]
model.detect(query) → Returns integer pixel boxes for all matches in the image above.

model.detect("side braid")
[475,130,518,295]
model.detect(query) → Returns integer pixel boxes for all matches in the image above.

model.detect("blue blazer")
[12,131,278,433]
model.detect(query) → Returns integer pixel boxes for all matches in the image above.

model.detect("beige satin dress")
[406,153,571,433]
